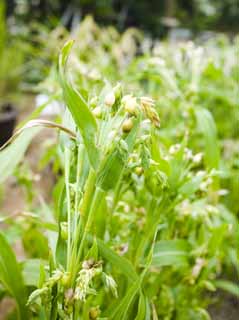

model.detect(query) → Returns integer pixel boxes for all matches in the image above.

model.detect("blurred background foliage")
[6,0,239,36]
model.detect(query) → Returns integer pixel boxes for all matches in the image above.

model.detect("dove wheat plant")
[0,37,238,320]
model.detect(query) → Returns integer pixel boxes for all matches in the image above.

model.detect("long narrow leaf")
[214,280,239,297]
[58,40,100,169]
[0,232,28,319]
[195,108,220,169]
[152,240,191,267]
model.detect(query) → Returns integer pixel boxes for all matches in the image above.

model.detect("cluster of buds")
[75,259,102,301]
[92,83,123,119]
[169,144,203,164]
[198,173,213,192]
[184,148,203,164]
[27,268,70,306]
[74,259,118,302]
[176,197,218,223]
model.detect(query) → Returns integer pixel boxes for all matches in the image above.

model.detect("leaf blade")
[58,40,100,169]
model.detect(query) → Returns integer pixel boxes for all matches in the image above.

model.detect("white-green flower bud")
[92,106,102,118]
[105,91,115,107]
[122,95,138,115]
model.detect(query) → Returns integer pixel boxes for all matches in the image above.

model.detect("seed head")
[140,96,160,128]
[82,258,95,269]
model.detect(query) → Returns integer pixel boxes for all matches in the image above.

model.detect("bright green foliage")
[0,233,28,319]
[0,19,238,320]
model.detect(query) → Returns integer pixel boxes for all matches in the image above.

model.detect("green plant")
[0,38,238,319]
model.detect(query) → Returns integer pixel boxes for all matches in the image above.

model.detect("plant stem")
[134,197,158,267]
[65,147,72,271]
[73,144,84,238]
[73,186,104,280]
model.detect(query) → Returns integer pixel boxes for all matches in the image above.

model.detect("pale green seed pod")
[105,91,115,107]
[89,306,100,319]
[122,118,134,133]
[123,95,138,115]
[92,106,102,118]
[135,166,144,176]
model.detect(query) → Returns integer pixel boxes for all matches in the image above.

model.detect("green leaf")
[135,292,151,320]
[110,281,140,320]
[214,280,239,297]
[96,146,126,191]
[195,108,220,169]
[94,237,138,282]
[21,259,46,287]
[55,180,67,268]
[96,116,140,191]
[152,240,191,267]
[0,127,40,184]
[0,232,28,319]
[179,174,204,196]
[58,40,100,169]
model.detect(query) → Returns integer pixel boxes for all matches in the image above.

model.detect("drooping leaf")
[0,127,40,184]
